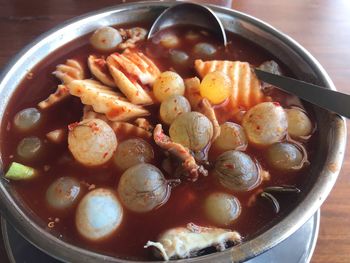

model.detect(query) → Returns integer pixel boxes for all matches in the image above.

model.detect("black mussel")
[260,185,301,213]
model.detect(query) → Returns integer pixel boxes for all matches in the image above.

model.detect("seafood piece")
[38,85,70,109]
[197,98,220,142]
[144,223,241,260]
[113,139,154,171]
[39,59,84,109]
[46,129,66,144]
[68,79,149,122]
[82,105,110,122]
[159,32,179,49]
[260,185,301,213]
[75,188,123,241]
[88,55,116,87]
[17,136,44,161]
[118,27,147,50]
[90,26,122,52]
[266,142,305,171]
[82,106,151,139]
[53,59,84,84]
[286,108,313,138]
[13,107,41,132]
[242,102,288,146]
[117,164,169,212]
[195,59,269,110]
[46,177,81,210]
[215,150,261,192]
[107,50,161,105]
[184,77,203,110]
[204,192,241,226]
[193,43,217,57]
[113,50,160,85]
[213,122,247,152]
[153,124,207,182]
[135,118,154,132]
[153,71,185,102]
[68,118,117,166]
[169,112,213,151]
[170,50,189,64]
[159,95,191,125]
[110,122,152,139]
[199,71,231,104]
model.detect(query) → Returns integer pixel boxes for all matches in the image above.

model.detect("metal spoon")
[148,2,227,46]
[255,69,350,118]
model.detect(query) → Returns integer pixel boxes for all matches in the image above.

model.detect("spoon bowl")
[148,2,227,46]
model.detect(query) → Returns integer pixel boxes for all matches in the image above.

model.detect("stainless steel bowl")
[0,1,346,262]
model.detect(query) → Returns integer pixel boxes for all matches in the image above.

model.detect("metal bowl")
[0,1,346,262]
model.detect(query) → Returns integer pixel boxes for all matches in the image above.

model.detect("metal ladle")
[148,2,227,46]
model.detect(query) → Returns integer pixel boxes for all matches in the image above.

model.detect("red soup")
[1,22,317,261]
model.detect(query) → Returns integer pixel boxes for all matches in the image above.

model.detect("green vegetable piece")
[5,162,37,180]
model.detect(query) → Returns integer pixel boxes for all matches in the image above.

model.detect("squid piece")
[88,55,116,87]
[118,27,147,50]
[38,85,69,109]
[195,59,270,110]
[135,118,154,132]
[83,106,151,139]
[110,122,152,139]
[82,105,110,122]
[53,59,84,84]
[153,124,207,182]
[144,223,241,260]
[197,98,221,142]
[38,59,84,109]
[107,50,160,105]
[68,79,149,122]
[184,77,203,110]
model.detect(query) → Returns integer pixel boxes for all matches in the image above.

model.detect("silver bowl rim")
[0,1,347,262]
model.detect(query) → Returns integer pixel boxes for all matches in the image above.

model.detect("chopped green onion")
[5,162,38,180]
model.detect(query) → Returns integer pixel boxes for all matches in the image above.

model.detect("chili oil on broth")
[0,22,316,260]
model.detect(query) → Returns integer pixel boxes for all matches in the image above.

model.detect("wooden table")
[0,0,349,262]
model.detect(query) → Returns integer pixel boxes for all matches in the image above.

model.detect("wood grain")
[0,0,349,262]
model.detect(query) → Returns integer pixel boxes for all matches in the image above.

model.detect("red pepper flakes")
[224,163,235,169]
[68,122,79,131]
[107,107,124,118]
[89,121,100,132]
[96,58,106,67]
[56,86,68,96]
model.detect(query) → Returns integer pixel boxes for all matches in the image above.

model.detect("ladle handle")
[255,69,350,119]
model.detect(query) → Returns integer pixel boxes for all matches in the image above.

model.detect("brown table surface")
[0,0,349,262]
